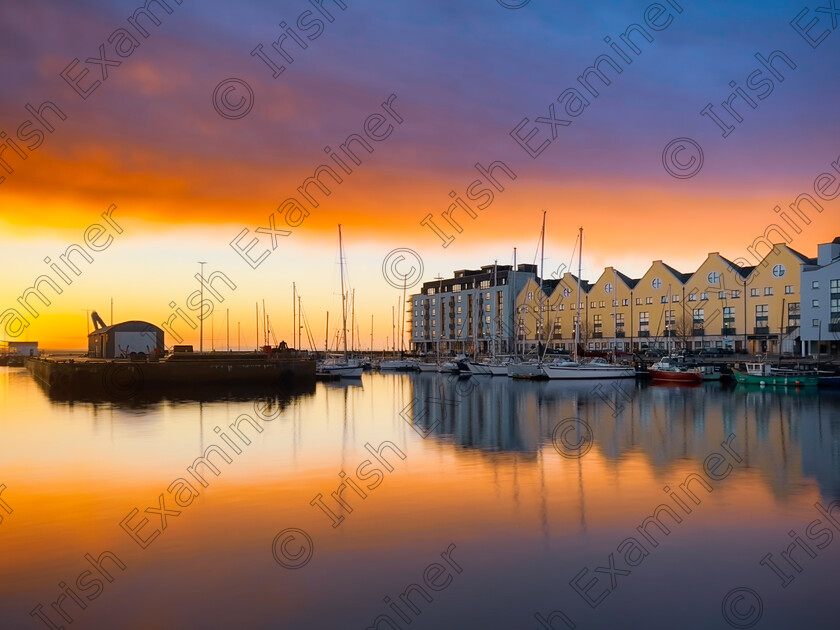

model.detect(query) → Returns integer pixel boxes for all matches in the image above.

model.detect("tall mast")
[539,211,546,360]
[325,311,329,354]
[292,282,296,348]
[512,247,517,355]
[493,261,498,360]
[575,226,582,361]
[338,225,348,358]
[401,275,407,356]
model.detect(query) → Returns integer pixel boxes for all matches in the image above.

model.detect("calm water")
[1,366,839,630]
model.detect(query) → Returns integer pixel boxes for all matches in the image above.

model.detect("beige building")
[510,244,811,355]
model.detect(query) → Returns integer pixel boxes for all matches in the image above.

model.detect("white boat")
[437,361,459,374]
[507,359,545,379]
[319,225,362,379]
[379,359,418,371]
[318,358,363,378]
[416,361,439,372]
[542,357,635,380]
[467,360,509,376]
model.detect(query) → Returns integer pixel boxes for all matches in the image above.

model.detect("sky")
[1,0,839,349]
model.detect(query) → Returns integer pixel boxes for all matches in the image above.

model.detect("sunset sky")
[1,0,838,349]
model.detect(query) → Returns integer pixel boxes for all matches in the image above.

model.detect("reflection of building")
[800,237,840,356]
[411,239,838,356]
[404,375,839,502]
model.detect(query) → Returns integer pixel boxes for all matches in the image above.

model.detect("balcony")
[830,323,840,333]
[721,327,736,335]
[754,326,770,335]
[663,330,677,337]
[615,331,625,338]
[592,332,603,339]
[786,325,799,334]
[693,328,705,336]
[637,331,650,338]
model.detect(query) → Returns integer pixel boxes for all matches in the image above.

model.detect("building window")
[639,312,649,334]
[593,314,602,336]
[457,318,462,325]
[612,300,618,307]
[813,319,820,327]
[785,285,794,294]
[457,307,462,314]
[431,309,436,316]
[672,295,680,302]
[764,287,773,296]
[661,296,667,303]
[700,292,708,300]
[453,284,461,292]
[718,291,727,299]
[527,291,534,300]
[646,297,653,304]
[559,304,564,311]
[693,309,705,326]
[688,293,696,302]
[788,303,800,328]
[665,310,675,328]
[812,280,819,289]
[635,298,642,305]
[622,299,629,306]
[750,288,759,297]
[812,300,819,308]
[485,305,491,312]
[732,290,740,298]
[832,279,840,293]
[755,305,769,327]
[427,288,435,295]
[708,271,720,284]
[485,316,491,323]
[599,301,605,308]
[772,264,786,278]
[590,301,596,308]
[457,296,462,302]
[723,307,735,328]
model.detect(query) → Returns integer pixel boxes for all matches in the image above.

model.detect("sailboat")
[507,213,549,379]
[318,225,363,378]
[542,227,634,380]
[467,261,510,376]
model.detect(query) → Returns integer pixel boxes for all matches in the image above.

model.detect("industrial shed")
[88,315,164,359]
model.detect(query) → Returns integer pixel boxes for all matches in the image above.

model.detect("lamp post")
[198,261,206,353]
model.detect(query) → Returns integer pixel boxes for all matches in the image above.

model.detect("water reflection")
[406,374,840,501]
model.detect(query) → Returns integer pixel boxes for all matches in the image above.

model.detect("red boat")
[648,359,703,384]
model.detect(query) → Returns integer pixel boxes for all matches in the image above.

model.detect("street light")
[198,261,206,353]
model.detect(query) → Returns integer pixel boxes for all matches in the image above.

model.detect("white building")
[800,237,840,356]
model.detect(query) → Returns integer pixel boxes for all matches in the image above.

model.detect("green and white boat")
[732,361,818,387]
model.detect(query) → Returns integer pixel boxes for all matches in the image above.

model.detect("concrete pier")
[26,353,316,400]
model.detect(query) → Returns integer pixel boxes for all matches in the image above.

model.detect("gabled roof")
[614,269,639,289]
[661,262,691,284]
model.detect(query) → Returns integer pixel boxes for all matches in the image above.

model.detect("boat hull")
[542,365,635,380]
[507,363,545,379]
[467,362,508,376]
[649,369,703,384]
[733,371,817,387]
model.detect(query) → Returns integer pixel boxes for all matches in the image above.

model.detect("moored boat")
[732,362,817,387]
[648,359,703,384]
[542,357,635,380]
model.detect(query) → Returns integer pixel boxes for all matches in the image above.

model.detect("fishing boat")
[732,361,817,387]
[648,358,703,384]
[318,225,363,379]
